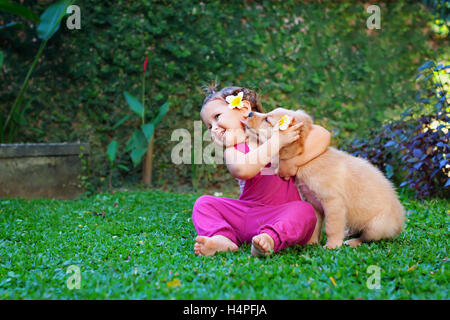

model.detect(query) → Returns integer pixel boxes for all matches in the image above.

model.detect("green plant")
[0,0,74,143]
[392,61,449,198]
[0,1,444,190]
[0,0,40,24]
[0,190,447,299]
[343,60,449,199]
[105,139,129,189]
[107,56,169,186]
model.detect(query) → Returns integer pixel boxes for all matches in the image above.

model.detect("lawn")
[0,189,448,299]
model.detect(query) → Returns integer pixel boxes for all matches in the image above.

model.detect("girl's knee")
[192,195,219,221]
[192,195,214,230]
[193,195,214,212]
[294,201,317,225]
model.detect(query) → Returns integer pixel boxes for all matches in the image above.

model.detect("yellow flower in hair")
[225,92,244,109]
[278,115,292,130]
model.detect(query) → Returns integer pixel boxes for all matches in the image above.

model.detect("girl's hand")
[273,122,304,148]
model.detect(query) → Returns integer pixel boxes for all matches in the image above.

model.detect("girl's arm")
[293,124,331,166]
[278,124,331,179]
[225,123,303,180]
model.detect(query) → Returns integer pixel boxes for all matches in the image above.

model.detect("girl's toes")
[195,236,207,244]
[259,240,267,250]
[194,242,203,255]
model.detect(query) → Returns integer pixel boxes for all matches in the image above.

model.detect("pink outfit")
[192,142,317,252]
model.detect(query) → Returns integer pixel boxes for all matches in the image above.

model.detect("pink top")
[234,142,302,205]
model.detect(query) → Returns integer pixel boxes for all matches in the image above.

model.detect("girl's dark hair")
[201,81,263,112]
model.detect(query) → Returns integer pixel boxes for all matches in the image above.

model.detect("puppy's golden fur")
[245,108,405,248]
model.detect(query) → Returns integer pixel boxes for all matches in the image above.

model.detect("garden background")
[0,0,449,300]
[1,0,448,196]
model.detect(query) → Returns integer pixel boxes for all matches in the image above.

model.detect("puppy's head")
[243,108,313,159]
[242,111,278,145]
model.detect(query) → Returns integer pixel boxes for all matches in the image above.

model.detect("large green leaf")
[125,134,134,153]
[152,102,169,126]
[125,129,148,167]
[0,51,3,68]
[130,147,147,168]
[37,1,71,40]
[124,91,144,118]
[125,130,144,152]
[106,140,118,163]
[0,1,40,23]
[141,123,154,142]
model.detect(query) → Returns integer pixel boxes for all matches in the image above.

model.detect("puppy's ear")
[293,110,312,152]
[293,110,313,132]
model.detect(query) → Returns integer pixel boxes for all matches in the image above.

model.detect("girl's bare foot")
[194,235,238,256]
[251,233,275,257]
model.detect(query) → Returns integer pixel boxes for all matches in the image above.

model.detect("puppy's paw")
[344,238,363,248]
[323,240,343,249]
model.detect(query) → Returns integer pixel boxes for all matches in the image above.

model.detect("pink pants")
[192,195,317,252]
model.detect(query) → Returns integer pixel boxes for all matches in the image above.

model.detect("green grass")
[0,189,448,299]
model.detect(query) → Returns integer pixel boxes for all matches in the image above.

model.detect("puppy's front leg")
[322,198,346,249]
[307,207,324,245]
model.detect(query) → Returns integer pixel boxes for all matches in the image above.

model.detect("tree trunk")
[142,138,154,185]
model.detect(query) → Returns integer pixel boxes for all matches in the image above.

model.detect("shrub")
[0,1,444,190]
[343,60,449,199]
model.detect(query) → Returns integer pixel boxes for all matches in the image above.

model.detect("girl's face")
[200,98,251,147]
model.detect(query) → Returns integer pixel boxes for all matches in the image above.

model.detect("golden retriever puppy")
[244,107,405,249]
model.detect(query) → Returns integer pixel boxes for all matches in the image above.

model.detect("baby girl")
[192,85,330,256]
